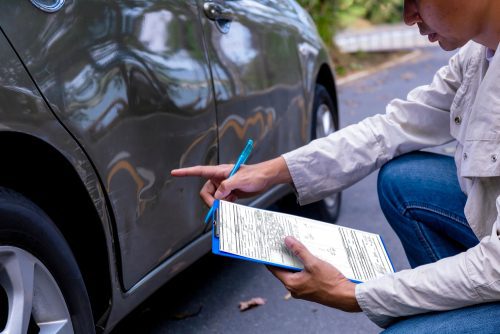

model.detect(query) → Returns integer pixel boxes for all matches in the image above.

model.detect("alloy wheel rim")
[0,246,74,334]
[315,104,335,139]
[316,103,340,216]
[323,193,340,216]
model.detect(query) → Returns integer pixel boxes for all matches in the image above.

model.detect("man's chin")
[437,40,467,51]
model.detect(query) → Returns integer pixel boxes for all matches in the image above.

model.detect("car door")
[197,0,309,173]
[0,0,217,289]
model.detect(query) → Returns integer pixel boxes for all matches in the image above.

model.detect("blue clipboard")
[208,200,301,272]
[207,199,394,284]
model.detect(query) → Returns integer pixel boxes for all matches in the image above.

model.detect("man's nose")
[403,0,422,26]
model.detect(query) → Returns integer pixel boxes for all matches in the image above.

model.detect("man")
[172,0,500,331]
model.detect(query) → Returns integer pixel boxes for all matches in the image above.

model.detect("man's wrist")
[337,280,362,312]
[261,157,293,186]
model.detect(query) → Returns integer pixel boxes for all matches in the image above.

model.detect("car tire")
[0,187,95,334]
[276,84,341,223]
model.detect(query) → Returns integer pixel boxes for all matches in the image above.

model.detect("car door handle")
[203,2,233,22]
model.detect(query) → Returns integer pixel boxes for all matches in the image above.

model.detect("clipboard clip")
[208,200,220,237]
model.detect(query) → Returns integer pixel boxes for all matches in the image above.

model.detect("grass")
[333,49,411,78]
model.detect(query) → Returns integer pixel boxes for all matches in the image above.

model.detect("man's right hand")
[171,157,292,207]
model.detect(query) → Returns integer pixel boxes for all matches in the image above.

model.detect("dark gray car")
[0,0,340,332]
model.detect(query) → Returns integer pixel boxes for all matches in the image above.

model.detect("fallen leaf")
[238,297,266,312]
[170,304,203,320]
[400,71,416,81]
[284,292,292,300]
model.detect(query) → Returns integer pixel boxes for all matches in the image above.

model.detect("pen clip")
[204,139,252,225]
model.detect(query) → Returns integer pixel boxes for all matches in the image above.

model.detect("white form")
[217,200,394,282]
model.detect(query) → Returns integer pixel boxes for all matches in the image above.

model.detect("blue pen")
[204,139,254,223]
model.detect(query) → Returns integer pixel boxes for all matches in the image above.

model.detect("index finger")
[171,165,230,179]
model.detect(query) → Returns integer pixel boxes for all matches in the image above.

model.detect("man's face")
[403,0,485,51]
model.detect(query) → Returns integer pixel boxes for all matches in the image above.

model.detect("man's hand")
[171,157,292,207]
[268,236,361,313]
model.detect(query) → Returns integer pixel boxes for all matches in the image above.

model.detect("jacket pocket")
[461,139,500,177]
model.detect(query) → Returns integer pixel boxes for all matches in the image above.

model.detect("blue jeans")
[377,151,500,333]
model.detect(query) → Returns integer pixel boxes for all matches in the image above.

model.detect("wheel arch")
[316,63,339,123]
[0,131,112,325]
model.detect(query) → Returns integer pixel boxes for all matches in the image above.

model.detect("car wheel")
[0,188,95,334]
[276,84,341,223]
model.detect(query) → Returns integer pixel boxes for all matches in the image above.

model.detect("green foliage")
[297,0,403,46]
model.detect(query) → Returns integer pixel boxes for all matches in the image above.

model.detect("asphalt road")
[112,46,453,334]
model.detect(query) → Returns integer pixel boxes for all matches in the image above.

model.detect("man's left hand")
[268,236,362,312]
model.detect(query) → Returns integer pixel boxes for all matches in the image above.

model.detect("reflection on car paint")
[106,152,158,218]
[219,108,274,142]
[30,0,65,13]
[178,127,217,168]
[218,23,257,66]
[179,107,275,168]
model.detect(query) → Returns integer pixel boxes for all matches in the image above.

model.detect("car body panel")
[0,28,110,243]
[199,0,309,168]
[0,27,122,325]
[0,0,337,331]
[0,0,220,289]
[287,0,339,123]
[0,8,220,329]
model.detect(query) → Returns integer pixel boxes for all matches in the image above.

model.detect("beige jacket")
[282,41,500,327]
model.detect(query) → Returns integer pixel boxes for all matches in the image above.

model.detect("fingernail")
[284,236,294,248]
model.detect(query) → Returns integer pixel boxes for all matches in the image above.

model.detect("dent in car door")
[0,0,217,289]
[198,0,309,169]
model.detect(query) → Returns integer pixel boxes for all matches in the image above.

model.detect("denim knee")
[377,152,472,266]
[377,154,411,217]
[377,151,446,216]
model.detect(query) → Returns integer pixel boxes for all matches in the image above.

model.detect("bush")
[297,0,404,47]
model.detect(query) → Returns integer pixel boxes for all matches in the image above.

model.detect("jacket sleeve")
[281,48,476,327]
[282,50,464,206]
[356,197,500,328]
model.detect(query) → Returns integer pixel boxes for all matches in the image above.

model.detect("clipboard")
[209,200,301,271]
[207,199,395,283]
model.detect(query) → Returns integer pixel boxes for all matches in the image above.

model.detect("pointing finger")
[171,165,231,179]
